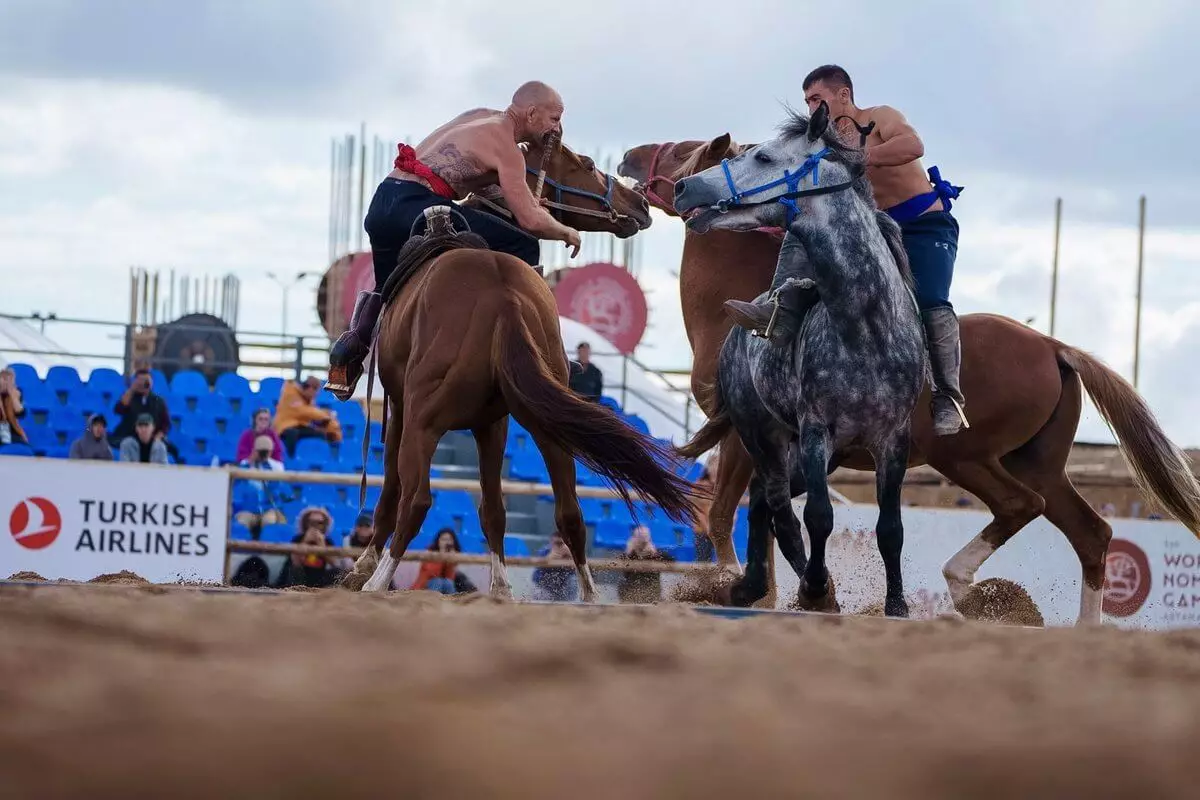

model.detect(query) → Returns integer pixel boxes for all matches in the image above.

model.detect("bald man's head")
[508,81,564,142]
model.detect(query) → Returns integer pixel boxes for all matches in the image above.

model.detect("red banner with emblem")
[551,262,648,355]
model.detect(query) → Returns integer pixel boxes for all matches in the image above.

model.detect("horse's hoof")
[338,570,369,592]
[729,577,767,608]
[791,576,840,614]
[884,596,910,618]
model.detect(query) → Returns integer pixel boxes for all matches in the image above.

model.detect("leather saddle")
[378,206,492,305]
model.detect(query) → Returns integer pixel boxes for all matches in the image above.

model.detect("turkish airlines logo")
[1103,538,1152,618]
[9,497,62,550]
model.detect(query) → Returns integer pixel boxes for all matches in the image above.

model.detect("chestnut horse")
[343,140,699,599]
[618,135,1200,624]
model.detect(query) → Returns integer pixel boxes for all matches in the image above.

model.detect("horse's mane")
[779,106,915,293]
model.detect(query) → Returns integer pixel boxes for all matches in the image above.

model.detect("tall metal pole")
[356,122,367,252]
[1133,195,1147,389]
[1049,197,1061,337]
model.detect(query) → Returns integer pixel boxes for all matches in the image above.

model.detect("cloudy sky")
[2,0,1198,444]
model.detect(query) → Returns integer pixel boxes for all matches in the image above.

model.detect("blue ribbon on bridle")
[714,147,864,225]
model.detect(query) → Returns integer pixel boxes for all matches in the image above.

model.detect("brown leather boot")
[921,306,969,436]
[723,278,819,344]
[327,290,383,401]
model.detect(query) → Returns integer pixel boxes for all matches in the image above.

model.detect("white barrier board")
[1,457,229,584]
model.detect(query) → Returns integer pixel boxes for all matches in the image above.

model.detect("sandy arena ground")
[3,579,1199,799]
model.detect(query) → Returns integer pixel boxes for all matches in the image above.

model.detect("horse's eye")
[754,151,773,164]
[581,158,595,170]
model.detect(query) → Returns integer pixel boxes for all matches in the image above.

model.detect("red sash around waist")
[394,143,456,199]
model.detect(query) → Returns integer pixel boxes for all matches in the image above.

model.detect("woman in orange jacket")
[411,528,478,594]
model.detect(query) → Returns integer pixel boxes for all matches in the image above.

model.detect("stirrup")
[934,392,970,430]
[751,289,785,339]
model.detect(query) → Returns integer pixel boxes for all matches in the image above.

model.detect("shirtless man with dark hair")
[726,64,968,436]
[327,81,584,399]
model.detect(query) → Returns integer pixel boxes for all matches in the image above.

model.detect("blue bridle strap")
[525,166,617,219]
[717,148,832,225]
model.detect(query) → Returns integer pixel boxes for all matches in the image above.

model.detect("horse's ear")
[808,102,830,141]
[706,132,733,156]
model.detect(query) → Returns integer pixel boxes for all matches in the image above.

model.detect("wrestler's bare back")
[389,108,513,200]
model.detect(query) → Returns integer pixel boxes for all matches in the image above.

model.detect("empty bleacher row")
[2,362,749,561]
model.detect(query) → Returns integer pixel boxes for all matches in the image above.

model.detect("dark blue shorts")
[363,179,540,287]
[899,210,959,311]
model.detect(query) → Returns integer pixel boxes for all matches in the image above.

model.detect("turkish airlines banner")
[766,505,1200,629]
[1,457,229,583]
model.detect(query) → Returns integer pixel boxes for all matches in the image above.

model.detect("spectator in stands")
[274,375,343,458]
[0,366,27,446]
[278,506,340,588]
[616,525,674,604]
[111,368,177,460]
[411,527,478,595]
[119,413,169,464]
[531,532,579,601]
[235,407,285,462]
[231,435,289,533]
[69,413,114,460]
[567,341,603,401]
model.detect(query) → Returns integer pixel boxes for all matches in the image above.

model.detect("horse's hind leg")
[708,430,754,576]
[731,474,773,607]
[364,417,440,592]
[344,399,401,591]
[795,421,839,612]
[935,458,1046,607]
[539,440,597,603]
[473,417,513,600]
[874,432,912,618]
[1001,371,1112,625]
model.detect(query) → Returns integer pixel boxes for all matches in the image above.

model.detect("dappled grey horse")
[674,102,927,616]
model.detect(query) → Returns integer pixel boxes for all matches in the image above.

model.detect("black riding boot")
[723,278,820,344]
[327,290,383,401]
[922,306,968,436]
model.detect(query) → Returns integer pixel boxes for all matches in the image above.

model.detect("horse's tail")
[492,299,699,526]
[675,375,732,461]
[1056,343,1200,538]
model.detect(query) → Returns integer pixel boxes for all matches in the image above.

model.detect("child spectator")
[235,407,285,462]
[69,414,114,460]
[411,528,478,594]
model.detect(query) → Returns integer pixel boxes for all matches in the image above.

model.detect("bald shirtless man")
[726,65,967,436]
[327,81,584,399]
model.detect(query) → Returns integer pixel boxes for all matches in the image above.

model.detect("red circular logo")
[552,262,648,355]
[1103,538,1152,617]
[9,497,62,550]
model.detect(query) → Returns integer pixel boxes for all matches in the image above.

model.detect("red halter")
[637,141,678,212]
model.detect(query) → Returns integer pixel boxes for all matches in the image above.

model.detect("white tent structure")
[0,317,99,378]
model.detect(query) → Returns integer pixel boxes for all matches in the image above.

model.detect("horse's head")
[617,134,744,217]
[672,102,866,234]
[464,139,652,238]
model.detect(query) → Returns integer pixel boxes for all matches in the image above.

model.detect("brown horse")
[618,135,1200,623]
[342,139,699,599]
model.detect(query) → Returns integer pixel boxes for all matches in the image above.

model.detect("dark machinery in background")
[126,267,241,385]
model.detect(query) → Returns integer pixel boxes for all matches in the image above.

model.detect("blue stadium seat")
[575,460,605,487]
[87,367,126,397]
[259,524,294,544]
[48,405,84,435]
[256,377,285,407]
[436,489,476,518]
[45,365,83,398]
[229,522,254,542]
[70,389,109,420]
[19,382,57,419]
[314,389,338,410]
[648,518,686,548]
[149,369,168,390]
[578,497,604,525]
[215,372,251,400]
[208,437,237,464]
[23,423,55,450]
[624,414,650,435]
[598,395,621,413]
[7,363,39,387]
[0,443,36,457]
[504,536,531,557]
[170,370,209,398]
[508,447,548,482]
[294,438,334,465]
[196,392,233,420]
[594,518,632,549]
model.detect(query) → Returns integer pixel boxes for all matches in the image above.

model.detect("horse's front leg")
[794,421,839,613]
[873,432,912,618]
